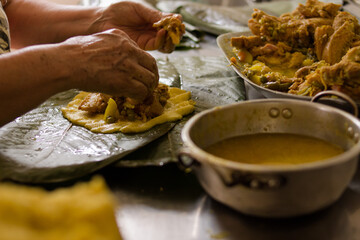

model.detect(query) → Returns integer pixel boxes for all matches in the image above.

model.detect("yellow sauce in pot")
[204,133,344,165]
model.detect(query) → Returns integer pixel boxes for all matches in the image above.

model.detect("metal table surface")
[97,162,360,240]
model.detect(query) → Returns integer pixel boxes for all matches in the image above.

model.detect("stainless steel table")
[97,162,360,240]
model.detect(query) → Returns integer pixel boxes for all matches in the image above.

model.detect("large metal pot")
[179,92,360,218]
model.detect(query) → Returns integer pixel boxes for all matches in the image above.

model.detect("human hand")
[88,1,183,53]
[60,28,159,102]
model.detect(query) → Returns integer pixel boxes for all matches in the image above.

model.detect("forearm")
[0,45,70,126]
[4,0,102,48]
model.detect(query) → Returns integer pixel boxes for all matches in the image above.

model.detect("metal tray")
[216,31,360,113]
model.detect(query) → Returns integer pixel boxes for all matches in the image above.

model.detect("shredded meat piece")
[250,43,278,57]
[294,0,340,18]
[319,12,359,64]
[78,84,170,122]
[230,0,360,101]
[79,93,110,114]
[153,16,185,45]
[314,25,334,60]
[231,35,263,49]
[248,9,333,48]
[292,46,360,100]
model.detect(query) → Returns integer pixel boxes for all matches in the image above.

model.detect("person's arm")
[5,0,101,48]
[4,0,181,52]
[0,29,158,127]
[0,44,69,126]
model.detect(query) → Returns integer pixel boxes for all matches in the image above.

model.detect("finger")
[121,58,158,92]
[122,79,150,102]
[133,51,159,88]
[82,70,150,102]
[153,29,166,50]
[132,66,158,92]
[144,38,156,51]
[158,38,176,53]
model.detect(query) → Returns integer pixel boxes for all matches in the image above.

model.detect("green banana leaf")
[0,56,245,183]
[116,56,245,167]
[0,59,179,183]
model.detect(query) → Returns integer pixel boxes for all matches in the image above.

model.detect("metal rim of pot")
[179,91,360,173]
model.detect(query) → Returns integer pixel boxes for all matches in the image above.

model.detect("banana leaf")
[0,56,245,183]
[0,59,180,183]
[116,56,245,167]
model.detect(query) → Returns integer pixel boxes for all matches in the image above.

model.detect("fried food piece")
[231,35,263,49]
[294,0,340,18]
[231,0,360,101]
[248,8,333,48]
[153,15,185,45]
[319,12,359,64]
[314,25,334,60]
[79,92,110,114]
[290,46,360,100]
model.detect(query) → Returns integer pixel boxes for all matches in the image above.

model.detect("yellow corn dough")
[0,177,122,240]
[62,87,195,134]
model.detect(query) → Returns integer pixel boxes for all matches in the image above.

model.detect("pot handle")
[214,169,287,190]
[311,90,358,117]
[177,148,200,171]
[177,149,286,190]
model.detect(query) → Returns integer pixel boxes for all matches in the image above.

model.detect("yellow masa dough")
[0,177,122,240]
[61,87,195,133]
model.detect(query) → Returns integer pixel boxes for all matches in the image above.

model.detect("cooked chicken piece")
[332,11,360,32]
[248,9,333,48]
[231,0,360,100]
[78,84,170,122]
[294,61,328,78]
[129,84,170,121]
[353,40,360,47]
[314,25,333,60]
[320,12,359,64]
[79,93,110,114]
[250,43,279,57]
[324,46,360,81]
[294,0,340,18]
[249,42,292,58]
[153,16,185,45]
[231,35,263,49]
[291,46,360,100]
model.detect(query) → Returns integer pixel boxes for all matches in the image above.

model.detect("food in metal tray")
[230,0,360,101]
[62,84,195,133]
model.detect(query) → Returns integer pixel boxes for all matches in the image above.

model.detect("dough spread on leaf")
[62,85,195,134]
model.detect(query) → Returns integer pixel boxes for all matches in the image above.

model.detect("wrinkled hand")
[61,29,159,102]
[88,1,182,53]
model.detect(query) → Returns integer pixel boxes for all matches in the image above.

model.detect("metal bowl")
[216,32,360,113]
[178,93,360,218]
